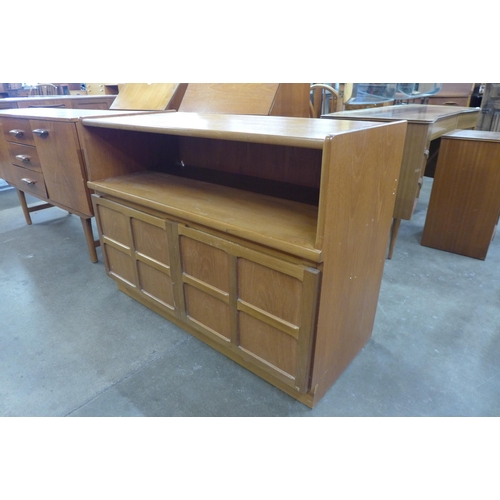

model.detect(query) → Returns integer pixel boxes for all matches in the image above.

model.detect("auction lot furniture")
[323,105,481,258]
[0,108,147,262]
[421,130,500,260]
[0,94,116,110]
[81,112,406,407]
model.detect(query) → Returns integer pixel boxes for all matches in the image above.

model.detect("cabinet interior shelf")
[88,171,321,262]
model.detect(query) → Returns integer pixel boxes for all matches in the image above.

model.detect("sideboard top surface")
[0,108,149,122]
[0,95,116,104]
[81,111,403,149]
[442,129,500,142]
[324,104,480,124]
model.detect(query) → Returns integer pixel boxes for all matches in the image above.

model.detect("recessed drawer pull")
[9,129,25,138]
[15,154,31,163]
[21,178,36,185]
[33,129,49,138]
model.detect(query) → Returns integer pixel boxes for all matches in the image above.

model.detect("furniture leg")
[16,189,32,225]
[387,218,401,259]
[80,217,98,263]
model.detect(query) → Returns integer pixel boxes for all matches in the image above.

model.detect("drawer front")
[8,143,41,171]
[1,117,35,145]
[428,96,470,107]
[9,165,47,198]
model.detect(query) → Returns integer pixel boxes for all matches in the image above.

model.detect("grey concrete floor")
[1,179,499,417]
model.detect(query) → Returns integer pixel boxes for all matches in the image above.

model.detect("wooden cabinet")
[81,112,407,407]
[426,83,475,107]
[421,130,500,260]
[0,108,146,262]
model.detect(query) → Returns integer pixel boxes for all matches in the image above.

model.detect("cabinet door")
[30,119,92,215]
[92,196,179,316]
[178,225,320,392]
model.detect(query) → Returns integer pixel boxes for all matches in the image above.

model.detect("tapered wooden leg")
[80,217,98,263]
[387,218,401,259]
[16,189,32,225]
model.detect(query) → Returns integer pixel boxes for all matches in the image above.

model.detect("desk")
[81,112,406,406]
[323,105,481,258]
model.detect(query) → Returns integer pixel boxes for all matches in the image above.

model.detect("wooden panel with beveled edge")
[129,214,174,312]
[92,196,135,287]
[238,312,297,379]
[177,224,320,391]
[179,235,230,292]
[238,258,302,325]
[92,195,176,313]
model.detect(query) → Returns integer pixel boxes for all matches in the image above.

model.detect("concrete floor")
[1,178,499,417]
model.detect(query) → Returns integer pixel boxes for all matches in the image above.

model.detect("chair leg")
[80,217,98,263]
[387,218,401,259]
[16,189,32,225]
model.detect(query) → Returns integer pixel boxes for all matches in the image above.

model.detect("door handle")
[33,129,49,138]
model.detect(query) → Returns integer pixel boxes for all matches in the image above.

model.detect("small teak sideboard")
[0,108,150,262]
[80,112,407,407]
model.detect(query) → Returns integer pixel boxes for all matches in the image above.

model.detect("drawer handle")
[21,178,36,185]
[9,129,24,139]
[15,154,31,163]
[33,128,49,138]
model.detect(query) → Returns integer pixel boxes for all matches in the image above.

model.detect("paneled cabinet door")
[177,225,321,393]
[31,119,92,215]
[92,196,179,316]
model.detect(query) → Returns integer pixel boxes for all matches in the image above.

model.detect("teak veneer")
[81,112,407,407]
[323,104,481,258]
[0,108,154,261]
[421,130,500,260]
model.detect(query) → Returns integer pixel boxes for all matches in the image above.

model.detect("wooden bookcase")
[80,112,407,407]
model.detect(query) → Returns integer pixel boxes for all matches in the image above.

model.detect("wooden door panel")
[137,261,175,309]
[238,258,302,325]
[131,218,170,266]
[31,119,91,215]
[184,284,231,341]
[97,203,131,247]
[177,225,320,391]
[239,312,297,379]
[179,235,230,292]
[105,244,136,286]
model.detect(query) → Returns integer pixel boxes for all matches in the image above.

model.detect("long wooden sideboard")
[0,94,116,110]
[79,112,407,407]
[0,108,150,262]
[323,105,481,258]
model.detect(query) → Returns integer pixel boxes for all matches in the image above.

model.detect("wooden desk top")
[324,104,480,124]
[442,129,500,142]
[0,95,115,104]
[0,108,153,122]
[82,112,405,149]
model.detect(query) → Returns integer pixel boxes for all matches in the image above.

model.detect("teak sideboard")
[323,105,481,258]
[0,108,149,262]
[80,112,407,407]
